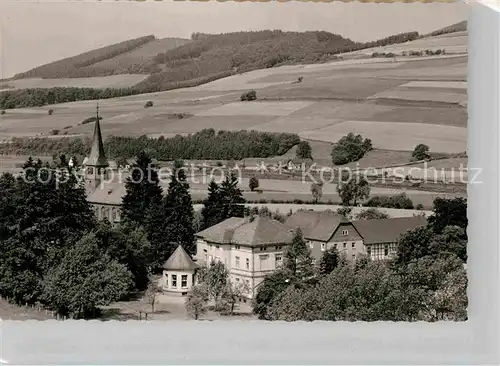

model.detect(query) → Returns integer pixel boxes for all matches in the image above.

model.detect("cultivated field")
[339,31,468,59]
[0,30,468,179]
[300,121,467,153]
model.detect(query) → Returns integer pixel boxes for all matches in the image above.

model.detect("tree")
[249,176,259,192]
[310,182,323,203]
[219,172,246,220]
[284,228,314,280]
[412,144,430,161]
[355,208,389,220]
[197,261,230,311]
[331,132,372,165]
[42,232,133,319]
[336,206,353,219]
[146,278,160,313]
[222,280,250,315]
[395,226,434,265]
[337,175,370,206]
[156,163,196,261]
[121,151,163,229]
[429,225,467,262]
[201,180,223,230]
[253,270,291,320]
[0,156,96,305]
[296,141,312,160]
[185,284,208,320]
[428,197,467,236]
[319,247,339,276]
[95,222,152,290]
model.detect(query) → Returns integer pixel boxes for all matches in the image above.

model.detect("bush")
[63,125,72,130]
[144,101,154,108]
[48,109,54,115]
[241,90,257,101]
[412,144,430,161]
[51,129,60,136]
[365,193,414,209]
[331,132,373,165]
[0,110,5,115]
[249,176,259,192]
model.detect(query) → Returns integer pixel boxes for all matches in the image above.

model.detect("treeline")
[253,197,468,321]
[13,35,156,79]
[0,129,300,161]
[0,87,138,109]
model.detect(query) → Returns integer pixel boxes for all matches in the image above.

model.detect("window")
[204,249,208,262]
[275,255,283,268]
[164,273,168,288]
[367,247,371,257]
[309,242,314,249]
[216,245,220,249]
[259,255,269,271]
[181,275,188,288]
[208,255,213,263]
[172,275,177,288]
[260,246,267,252]
[246,258,250,270]
[342,230,349,236]
[111,208,117,221]
[352,254,356,260]
[334,243,338,250]
[384,245,389,257]
[321,243,326,251]
[276,245,282,251]
[235,245,240,250]
[343,243,347,249]
[235,277,240,282]
[352,242,356,249]
[86,167,94,175]
[235,256,240,268]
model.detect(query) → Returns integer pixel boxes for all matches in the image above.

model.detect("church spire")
[85,102,108,167]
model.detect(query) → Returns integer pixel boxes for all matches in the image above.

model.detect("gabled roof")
[352,216,428,245]
[197,216,294,246]
[85,115,108,167]
[284,210,349,242]
[163,245,198,271]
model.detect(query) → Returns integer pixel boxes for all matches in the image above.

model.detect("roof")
[352,216,428,245]
[284,210,349,242]
[197,216,294,246]
[163,245,198,271]
[85,116,109,167]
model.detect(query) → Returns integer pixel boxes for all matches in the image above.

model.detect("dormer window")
[86,167,94,175]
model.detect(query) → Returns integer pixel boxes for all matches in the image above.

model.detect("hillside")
[12,36,191,79]
[427,21,467,37]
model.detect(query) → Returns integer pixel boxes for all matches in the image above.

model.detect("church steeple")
[84,103,109,195]
[86,103,108,167]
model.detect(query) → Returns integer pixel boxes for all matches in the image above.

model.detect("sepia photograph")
[0,0,469,325]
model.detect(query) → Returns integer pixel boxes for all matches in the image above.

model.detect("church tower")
[84,103,109,195]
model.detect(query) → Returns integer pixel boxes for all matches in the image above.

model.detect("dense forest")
[0,129,300,161]
[0,87,137,109]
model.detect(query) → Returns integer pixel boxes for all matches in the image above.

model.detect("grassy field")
[300,121,466,153]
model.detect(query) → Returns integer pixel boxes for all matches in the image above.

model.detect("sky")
[0,0,467,79]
